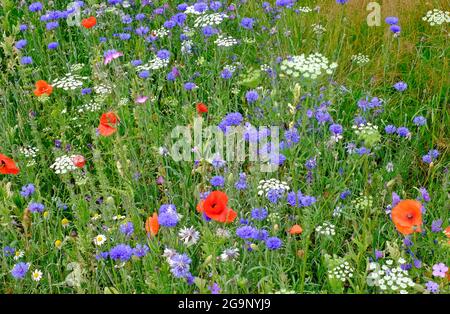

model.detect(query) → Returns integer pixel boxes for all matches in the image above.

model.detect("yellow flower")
[61,218,70,227]
[54,239,62,249]
[43,211,49,218]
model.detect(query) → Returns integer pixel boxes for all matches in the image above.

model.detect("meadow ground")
[0,0,449,294]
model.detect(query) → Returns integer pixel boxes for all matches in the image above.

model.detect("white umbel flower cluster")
[315,222,336,236]
[152,27,169,38]
[312,23,326,35]
[281,53,338,79]
[214,35,239,47]
[194,13,227,27]
[77,100,102,113]
[52,73,88,90]
[185,5,203,15]
[328,261,354,282]
[351,53,370,65]
[50,155,78,174]
[94,84,113,95]
[422,9,450,26]
[366,259,416,294]
[298,6,313,13]
[19,146,39,158]
[136,57,169,71]
[257,179,290,196]
[351,194,374,211]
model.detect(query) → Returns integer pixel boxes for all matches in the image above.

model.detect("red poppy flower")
[391,199,423,235]
[81,16,97,29]
[34,80,53,97]
[196,103,208,114]
[71,155,86,168]
[289,224,303,235]
[0,153,20,175]
[196,191,237,223]
[145,213,159,236]
[98,112,119,136]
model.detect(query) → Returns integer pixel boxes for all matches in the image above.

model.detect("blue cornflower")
[169,253,191,278]
[208,282,221,294]
[336,0,348,4]
[210,175,225,187]
[19,24,28,31]
[393,81,407,91]
[251,208,268,221]
[396,127,410,138]
[135,13,146,21]
[356,147,371,155]
[109,244,133,262]
[267,188,283,203]
[184,82,197,90]
[119,222,134,237]
[390,25,401,34]
[210,1,222,11]
[171,13,187,26]
[235,172,247,190]
[245,90,259,103]
[340,190,351,200]
[28,202,44,213]
[163,20,176,29]
[385,125,397,134]
[139,70,150,79]
[133,244,149,258]
[156,49,170,60]
[413,116,426,126]
[48,42,59,49]
[158,204,179,227]
[81,88,92,95]
[287,192,297,206]
[95,252,109,260]
[284,128,300,143]
[299,195,316,207]
[202,25,217,37]
[329,123,343,135]
[221,68,233,79]
[46,21,59,31]
[265,237,283,250]
[131,59,143,66]
[3,246,15,257]
[431,219,442,233]
[305,157,317,170]
[21,56,33,65]
[135,26,149,36]
[177,3,188,11]
[276,0,294,7]
[240,17,255,29]
[385,17,399,25]
[15,39,27,50]
[20,184,35,198]
[236,226,256,239]
[118,33,131,40]
[194,2,208,13]
[29,2,43,12]
[11,262,29,279]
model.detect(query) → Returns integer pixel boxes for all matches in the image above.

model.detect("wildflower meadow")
[0,0,449,295]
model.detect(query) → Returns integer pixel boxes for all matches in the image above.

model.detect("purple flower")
[169,253,191,278]
[432,263,448,278]
[240,17,255,29]
[422,154,432,164]
[20,184,35,198]
[425,281,439,294]
[356,147,370,156]
[385,125,397,134]
[157,49,170,60]
[396,127,410,138]
[15,39,27,50]
[21,56,32,65]
[109,244,133,262]
[431,219,442,233]
[119,222,134,237]
[390,25,401,34]
[133,244,149,258]
[28,202,44,213]
[221,68,233,79]
[265,237,283,250]
[29,2,43,12]
[208,283,221,294]
[236,226,256,239]
[81,88,92,95]
[413,116,426,126]
[336,0,348,4]
[245,90,259,103]
[340,190,351,200]
[251,208,268,221]
[194,2,208,13]
[48,42,59,50]
[403,237,413,247]
[419,187,430,202]
[235,172,247,190]
[210,175,225,187]
[11,262,29,279]
[375,250,384,260]
[276,0,294,7]
[252,229,269,241]
[46,21,59,31]
[385,17,399,25]
[139,70,150,79]
[393,81,407,91]
[184,82,197,91]
[158,204,179,227]
[329,123,343,135]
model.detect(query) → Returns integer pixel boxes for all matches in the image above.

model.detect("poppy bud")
[289,224,303,235]
[196,102,208,114]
